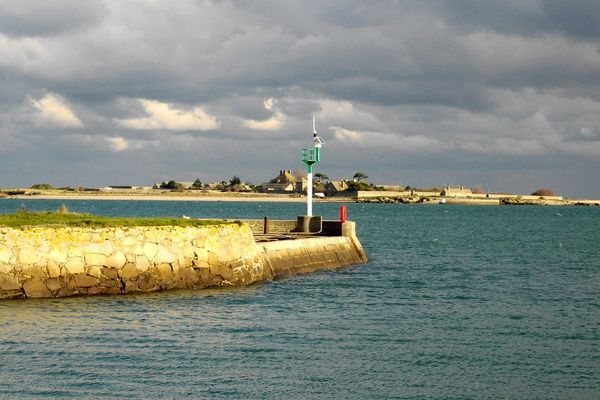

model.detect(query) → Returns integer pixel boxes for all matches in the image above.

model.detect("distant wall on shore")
[355,190,564,201]
[0,221,366,299]
[356,190,440,198]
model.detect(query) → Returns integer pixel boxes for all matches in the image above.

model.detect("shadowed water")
[1,199,598,399]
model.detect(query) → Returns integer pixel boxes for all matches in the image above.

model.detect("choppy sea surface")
[0,199,598,399]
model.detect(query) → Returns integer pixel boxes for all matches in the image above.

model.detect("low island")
[1,184,599,206]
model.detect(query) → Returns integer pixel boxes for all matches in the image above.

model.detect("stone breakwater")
[0,222,366,299]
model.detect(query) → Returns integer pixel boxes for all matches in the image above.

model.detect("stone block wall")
[0,221,367,299]
[0,224,264,299]
[258,235,367,277]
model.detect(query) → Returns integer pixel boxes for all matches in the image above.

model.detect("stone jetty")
[0,220,366,299]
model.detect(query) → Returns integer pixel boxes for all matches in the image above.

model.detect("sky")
[1,0,600,197]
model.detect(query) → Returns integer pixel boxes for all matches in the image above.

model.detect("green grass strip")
[0,212,229,228]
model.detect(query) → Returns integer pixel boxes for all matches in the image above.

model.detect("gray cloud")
[437,0,600,39]
[0,0,599,197]
[0,0,107,37]
[541,0,600,39]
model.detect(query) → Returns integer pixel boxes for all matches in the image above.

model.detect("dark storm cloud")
[1,0,600,197]
[437,0,600,39]
[542,0,600,39]
[435,1,546,35]
[0,0,107,37]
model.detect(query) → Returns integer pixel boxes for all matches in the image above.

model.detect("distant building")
[260,170,300,193]
[271,170,297,184]
[441,186,473,197]
[260,182,295,193]
[325,180,349,196]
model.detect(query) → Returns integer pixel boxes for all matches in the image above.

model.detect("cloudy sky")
[1,0,600,197]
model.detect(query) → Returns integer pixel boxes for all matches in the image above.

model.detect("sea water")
[0,199,598,399]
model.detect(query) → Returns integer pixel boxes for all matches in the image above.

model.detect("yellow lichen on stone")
[144,229,163,242]
[49,248,68,265]
[18,247,40,265]
[0,246,12,263]
[170,228,184,243]
[68,246,84,258]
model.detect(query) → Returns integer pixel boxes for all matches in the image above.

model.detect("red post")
[340,205,347,224]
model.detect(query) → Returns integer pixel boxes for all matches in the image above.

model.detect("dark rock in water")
[357,195,426,204]
[3,190,26,196]
[500,198,539,206]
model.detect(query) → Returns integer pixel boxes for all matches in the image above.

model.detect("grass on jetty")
[0,205,228,228]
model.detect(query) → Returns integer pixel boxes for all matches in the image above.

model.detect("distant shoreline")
[3,190,351,203]
[15,194,309,203]
[1,190,599,206]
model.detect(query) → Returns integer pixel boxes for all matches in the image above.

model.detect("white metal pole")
[307,171,313,216]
